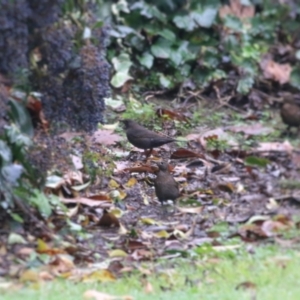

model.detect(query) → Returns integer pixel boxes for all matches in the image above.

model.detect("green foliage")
[109,0,298,93]
[121,97,157,123]
[0,98,60,221]
[206,138,229,152]
[244,156,270,168]
[0,98,33,209]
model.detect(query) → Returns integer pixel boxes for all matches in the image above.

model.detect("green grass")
[2,244,300,300]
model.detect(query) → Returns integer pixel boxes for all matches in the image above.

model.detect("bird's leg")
[160,203,169,219]
[160,201,176,218]
[144,148,153,161]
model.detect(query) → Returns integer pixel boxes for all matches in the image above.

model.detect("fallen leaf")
[255,140,293,154]
[109,179,120,188]
[217,182,235,193]
[36,239,64,255]
[90,129,123,146]
[108,249,128,258]
[71,155,83,170]
[124,165,157,173]
[126,177,138,187]
[154,230,170,238]
[63,170,83,185]
[156,108,190,123]
[227,124,274,136]
[48,255,75,275]
[83,270,116,283]
[19,269,39,282]
[176,206,203,214]
[171,148,205,159]
[88,194,111,201]
[219,0,255,20]
[200,128,237,149]
[260,56,291,84]
[140,217,160,225]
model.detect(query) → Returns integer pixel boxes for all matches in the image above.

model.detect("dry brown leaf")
[260,56,291,84]
[63,170,83,185]
[123,164,157,173]
[48,255,75,275]
[39,271,54,281]
[156,108,190,123]
[90,129,123,146]
[237,224,269,242]
[217,182,236,193]
[26,94,49,131]
[170,148,205,159]
[88,194,111,201]
[219,0,254,20]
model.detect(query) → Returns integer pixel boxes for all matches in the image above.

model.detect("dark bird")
[121,119,175,158]
[280,97,300,132]
[154,161,179,206]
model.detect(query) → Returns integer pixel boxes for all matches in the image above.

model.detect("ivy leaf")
[0,140,12,165]
[223,15,243,32]
[138,52,154,69]
[159,74,172,88]
[28,190,52,218]
[237,76,254,94]
[8,99,33,137]
[173,15,195,31]
[169,49,183,66]
[131,2,166,22]
[111,53,132,73]
[177,41,196,62]
[110,25,136,38]
[191,7,218,28]
[151,38,172,59]
[111,53,133,88]
[158,29,176,41]
[2,164,23,185]
[111,72,133,88]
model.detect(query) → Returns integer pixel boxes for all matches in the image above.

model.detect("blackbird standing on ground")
[121,119,176,158]
[280,97,300,132]
[154,161,179,206]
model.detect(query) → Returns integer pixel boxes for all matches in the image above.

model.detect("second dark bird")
[280,97,300,132]
[154,161,179,205]
[121,119,175,158]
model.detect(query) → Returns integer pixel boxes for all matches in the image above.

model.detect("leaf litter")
[2,103,300,295]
